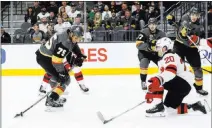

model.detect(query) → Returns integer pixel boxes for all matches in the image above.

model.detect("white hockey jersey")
[157,52,193,85]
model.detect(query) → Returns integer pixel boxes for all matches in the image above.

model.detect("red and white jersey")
[157,52,192,85]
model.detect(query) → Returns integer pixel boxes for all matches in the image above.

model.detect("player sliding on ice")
[35,26,88,108]
[145,37,207,117]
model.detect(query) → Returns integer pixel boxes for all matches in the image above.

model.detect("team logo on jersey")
[1,48,6,64]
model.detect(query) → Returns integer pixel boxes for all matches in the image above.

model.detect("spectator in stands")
[32,1,41,24]
[108,11,121,29]
[61,13,72,24]
[145,5,157,24]
[25,7,37,25]
[62,13,72,28]
[39,17,49,33]
[121,10,136,30]
[37,6,50,22]
[93,12,102,29]
[1,27,11,43]
[59,1,71,14]
[46,25,54,40]
[118,3,129,18]
[73,15,83,26]
[83,26,92,42]
[109,1,119,13]
[30,24,46,43]
[47,1,58,15]
[96,1,105,13]
[102,5,112,21]
[132,2,146,30]
[54,17,65,34]
[88,6,99,21]
[48,11,57,26]
[67,3,81,23]
[131,2,139,13]
[58,6,66,17]
[76,1,84,12]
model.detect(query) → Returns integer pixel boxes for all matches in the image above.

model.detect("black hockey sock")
[49,92,59,101]
[140,74,147,82]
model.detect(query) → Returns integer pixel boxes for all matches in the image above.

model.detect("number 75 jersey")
[39,31,75,72]
[157,52,192,85]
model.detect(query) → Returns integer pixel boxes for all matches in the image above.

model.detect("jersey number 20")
[164,56,175,64]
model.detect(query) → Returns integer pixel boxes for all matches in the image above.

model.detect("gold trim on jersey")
[136,41,143,47]
[53,86,64,96]
[52,55,63,64]
[39,49,52,58]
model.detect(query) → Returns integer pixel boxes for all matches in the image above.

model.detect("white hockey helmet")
[156,37,174,57]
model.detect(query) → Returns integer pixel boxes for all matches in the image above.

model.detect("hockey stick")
[97,101,145,124]
[14,86,56,118]
[184,61,212,74]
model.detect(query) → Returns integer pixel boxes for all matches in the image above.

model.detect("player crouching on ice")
[145,37,207,117]
[35,26,87,108]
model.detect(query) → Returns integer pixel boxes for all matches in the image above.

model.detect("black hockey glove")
[166,15,175,25]
[74,54,87,67]
[58,71,69,84]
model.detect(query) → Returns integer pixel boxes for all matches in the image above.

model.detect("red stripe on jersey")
[165,64,177,74]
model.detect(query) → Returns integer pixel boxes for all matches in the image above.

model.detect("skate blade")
[145,112,166,117]
[38,92,46,97]
[81,90,89,95]
[45,106,64,112]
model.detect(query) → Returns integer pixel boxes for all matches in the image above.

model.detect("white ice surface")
[2,74,211,128]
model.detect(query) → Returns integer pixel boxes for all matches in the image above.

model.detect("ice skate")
[38,85,46,96]
[45,96,64,108]
[188,101,207,114]
[79,84,89,92]
[146,102,166,117]
[193,83,208,96]
[141,82,147,90]
[196,89,208,96]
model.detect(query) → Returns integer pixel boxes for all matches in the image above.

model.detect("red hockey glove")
[64,61,71,72]
[145,91,164,104]
[148,76,163,92]
[188,35,200,46]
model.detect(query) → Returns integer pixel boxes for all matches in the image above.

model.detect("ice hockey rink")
[2,74,211,128]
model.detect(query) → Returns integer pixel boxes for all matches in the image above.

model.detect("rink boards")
[1,40,211,76]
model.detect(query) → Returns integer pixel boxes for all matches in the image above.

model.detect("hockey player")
[39,44,89,95]
[35,26,84,108]
[136,18,166,90]
[166,7,208,96]
[145,37,207,117]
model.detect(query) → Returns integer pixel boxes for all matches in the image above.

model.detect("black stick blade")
[96,111,105,123]
[14,112,23,118]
